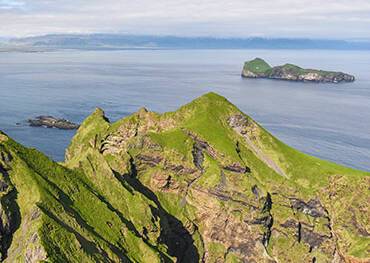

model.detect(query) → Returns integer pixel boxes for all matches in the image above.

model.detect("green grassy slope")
[243,58,272,75]
[0,93,368,262]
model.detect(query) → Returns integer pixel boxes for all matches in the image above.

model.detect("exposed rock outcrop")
[28,116,79,130]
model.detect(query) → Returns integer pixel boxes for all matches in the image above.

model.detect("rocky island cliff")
[0,93,368,263]
[242,58,355,83]
[28,116,79,130]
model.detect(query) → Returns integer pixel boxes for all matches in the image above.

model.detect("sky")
[1,0,370,39]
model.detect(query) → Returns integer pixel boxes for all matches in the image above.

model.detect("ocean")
[1,49,370,171]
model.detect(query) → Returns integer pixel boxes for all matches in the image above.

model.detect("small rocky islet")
[242,58,355,83]
[28,115,79,130]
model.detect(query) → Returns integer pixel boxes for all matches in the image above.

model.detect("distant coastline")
[2,34,370,51]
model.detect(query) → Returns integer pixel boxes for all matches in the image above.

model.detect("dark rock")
[165,163,184,172]
[280,219,297,229]
[261,193,273,247]
[164,163,196,175]
[251,215,272,227]
[188,132,218,159]
[0,151,12,164]
[28,116,79,130]
[290,198,327,218]
[223,163,250,173]
[0,180,8,192]
[280,219,329,250]
[137,154,162,167]
[192,143,204,171]
[251,185,261,199]
[301,227,326,249]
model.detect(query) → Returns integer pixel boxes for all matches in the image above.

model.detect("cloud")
[1,0,370,38]
[0,0,25,10]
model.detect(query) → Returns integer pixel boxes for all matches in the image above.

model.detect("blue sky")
[1,0,370,39]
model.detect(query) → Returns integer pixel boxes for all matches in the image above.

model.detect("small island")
[28,116,79,130]
[242,58,355,83]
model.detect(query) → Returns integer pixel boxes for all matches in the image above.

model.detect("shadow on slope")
[115,155,200,263]
[0,164,21,261]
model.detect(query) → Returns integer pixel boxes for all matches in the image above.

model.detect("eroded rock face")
[25,245,47,263]
[100,109,172,155]
[188,188,263,262]
[223,163,250,174]
[228,114,258,138]
[192,142,205,171]
[290,198,327,218]
[151,172,180,192]
[95,109,361,262]
[1,93,368,262]
[280,219,331,250]
[24,232,47,263]
[268,66,355,83]
[228,114,286,177]
[137,154,163,167]
[188,132,219,160]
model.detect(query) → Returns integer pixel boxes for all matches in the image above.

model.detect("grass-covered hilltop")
[242,58,355,83]
[0,93,369,262]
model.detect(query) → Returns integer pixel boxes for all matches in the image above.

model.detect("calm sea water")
[1,49,370,171]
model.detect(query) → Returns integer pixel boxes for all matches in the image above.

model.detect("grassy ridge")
[0,93,368,262]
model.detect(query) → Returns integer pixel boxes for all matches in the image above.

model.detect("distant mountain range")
[2,34,370,50]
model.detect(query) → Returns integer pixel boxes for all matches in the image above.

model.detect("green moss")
[278,63,305,74]
[243,58,272,74]
[2,136,165,262]
[206,242,227,262]
[196,155,221,188]
[66,107,110,165]
[149,129,192,157]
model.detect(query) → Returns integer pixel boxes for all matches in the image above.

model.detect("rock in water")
[242,58,355,83]
[28,116,79,130]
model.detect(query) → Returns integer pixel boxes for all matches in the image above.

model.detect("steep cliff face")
[0,93,368,262]
[242,58,355,83]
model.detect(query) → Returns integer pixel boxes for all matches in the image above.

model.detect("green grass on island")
[243,57,272,74]
[242,58,355,82]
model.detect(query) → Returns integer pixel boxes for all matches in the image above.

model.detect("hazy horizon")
[1,0,370,39]
[2,33,370,42]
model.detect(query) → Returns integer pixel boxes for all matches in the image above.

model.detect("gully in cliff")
[242,58,355,83]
